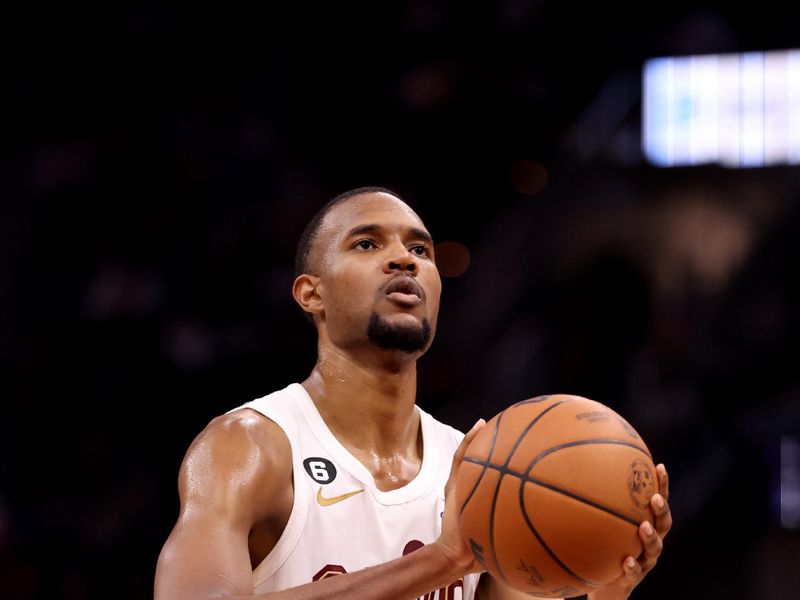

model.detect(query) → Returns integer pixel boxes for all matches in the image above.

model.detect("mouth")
[384,276,423,307]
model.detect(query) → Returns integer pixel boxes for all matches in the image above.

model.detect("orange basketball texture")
[456,395,656,598]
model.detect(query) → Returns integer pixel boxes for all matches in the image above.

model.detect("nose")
[382,246,419,275]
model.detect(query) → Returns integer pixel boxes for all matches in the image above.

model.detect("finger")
[638,520,663,572]
[622,555,643,584]
[656,463,669,501]
[455,418,485,465]
[446,419,486,493]
[651,493,673,538]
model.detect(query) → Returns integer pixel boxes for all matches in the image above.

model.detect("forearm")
[233,543,465,600]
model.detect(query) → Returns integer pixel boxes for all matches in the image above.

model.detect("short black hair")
[294,186,403,278]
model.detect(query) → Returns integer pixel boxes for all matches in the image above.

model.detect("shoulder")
[177,408,292,521]
[186,409,291,478]
[204,407,289,448]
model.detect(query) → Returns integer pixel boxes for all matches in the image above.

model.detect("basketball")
[456,394,657,598]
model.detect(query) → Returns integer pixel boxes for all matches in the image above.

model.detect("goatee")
[366,313,432,353]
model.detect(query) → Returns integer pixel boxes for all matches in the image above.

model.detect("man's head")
[292,187,441,356]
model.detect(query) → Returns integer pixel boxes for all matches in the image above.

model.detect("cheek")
[425,274,443,316]
[430,291,442,321]
[324,271,374,316]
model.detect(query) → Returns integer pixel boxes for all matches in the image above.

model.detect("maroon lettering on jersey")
[312,564,347,581]
[403,539,465,600]
[311,543,466,598]
[403,539,425,555]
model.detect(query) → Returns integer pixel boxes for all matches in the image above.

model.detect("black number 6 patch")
[303,457,337,484]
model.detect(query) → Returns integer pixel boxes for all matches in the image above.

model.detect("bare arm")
[154,410,290,599]
[155,412,486,600]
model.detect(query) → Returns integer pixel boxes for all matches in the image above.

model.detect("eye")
[354,239,377,250]
[410,245,430,257]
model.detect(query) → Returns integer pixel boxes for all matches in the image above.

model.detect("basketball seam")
[515,394,552,405]
[522,475,642,527]
[503,399,574,470]
[459,411,504,516]
[465,438,651,528]
[464,455,625,588]
[527,438,652,470]
[521,438,652,530]
[517,476,600,588]
[467,433,651,589]
[487,398,574,585]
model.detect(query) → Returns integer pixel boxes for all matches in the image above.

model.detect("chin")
[366,312,433,354]
[381,311,424,326]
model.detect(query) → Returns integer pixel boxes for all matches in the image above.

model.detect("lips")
[384,276,424,306]
[385,276,423,298]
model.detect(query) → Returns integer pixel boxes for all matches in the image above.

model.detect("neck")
[301,341,420,458]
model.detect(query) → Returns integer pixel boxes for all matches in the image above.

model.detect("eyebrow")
[345,224,434,245]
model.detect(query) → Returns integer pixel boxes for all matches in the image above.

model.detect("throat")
[355,446,424,492]
[301,360,425,491]
[330,413,425,492]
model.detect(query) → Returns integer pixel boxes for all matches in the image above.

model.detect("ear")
[292,274,324,319]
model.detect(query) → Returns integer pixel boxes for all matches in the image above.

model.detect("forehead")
[321,192,428,240]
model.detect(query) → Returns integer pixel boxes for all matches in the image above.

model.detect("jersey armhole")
[237,407,309,587]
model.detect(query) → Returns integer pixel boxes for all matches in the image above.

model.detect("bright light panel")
[643,49,800,167]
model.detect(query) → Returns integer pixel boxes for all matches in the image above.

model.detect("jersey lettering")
[310,559,463,600]
[312,564,347,580]
[310,540,464,598]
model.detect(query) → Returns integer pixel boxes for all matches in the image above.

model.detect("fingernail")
[626,557,636,569]
[471,418,484,430]
[654,495,664,509]
[643,522,653,536]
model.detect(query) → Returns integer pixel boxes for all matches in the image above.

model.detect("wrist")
[426,538,471,580]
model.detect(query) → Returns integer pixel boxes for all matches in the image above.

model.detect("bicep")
[155,512,254,600]
[154,411,292,600]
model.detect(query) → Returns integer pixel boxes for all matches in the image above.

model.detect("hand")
[434,418,487,575]
[588,463,672,600]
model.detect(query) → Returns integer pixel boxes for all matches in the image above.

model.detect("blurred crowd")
[2,4,799,599]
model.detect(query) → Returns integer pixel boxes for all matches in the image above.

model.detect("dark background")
[2,3,800,598]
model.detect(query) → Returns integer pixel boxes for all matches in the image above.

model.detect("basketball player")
[154,188,671,599]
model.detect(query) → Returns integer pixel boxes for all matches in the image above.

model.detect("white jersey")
[230,383,479,599]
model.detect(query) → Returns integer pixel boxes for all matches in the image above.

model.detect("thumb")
[446,418,486,495]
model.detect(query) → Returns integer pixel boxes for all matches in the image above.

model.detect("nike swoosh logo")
[316,487,364,506]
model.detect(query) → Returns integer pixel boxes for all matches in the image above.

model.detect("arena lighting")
[643,49,800,167]
[780,436,800,530]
